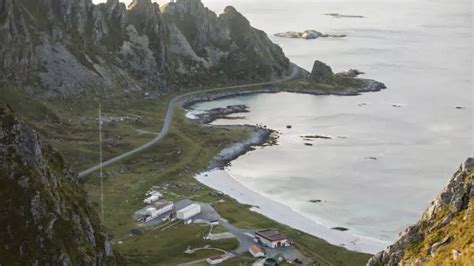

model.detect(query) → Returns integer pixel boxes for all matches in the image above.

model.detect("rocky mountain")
[0,103,121,265]
[368,158,474,265]
[0,0,290,98]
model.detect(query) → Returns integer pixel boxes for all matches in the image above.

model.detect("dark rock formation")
[0,104,121,265]
[194,105,249,124]
[325,13,365,18]
[336,69,365,78]
[368,158,474,266]
[275,30,346,39]
[308,60,386,92]
[0,0,290,98]
[309,60,335,84]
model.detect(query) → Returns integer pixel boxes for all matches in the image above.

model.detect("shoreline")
[206,124,277,170]
[181,79,388,254]
[180,78,386,108]
[195,169,390,254]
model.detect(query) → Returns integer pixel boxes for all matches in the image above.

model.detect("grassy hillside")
[1,83,372,265]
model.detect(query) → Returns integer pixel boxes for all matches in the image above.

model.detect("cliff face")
[368,158,474,266]
[0,104,120,265]
[0,0,290,98]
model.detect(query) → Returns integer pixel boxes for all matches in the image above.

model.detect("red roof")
[249,244,264,254]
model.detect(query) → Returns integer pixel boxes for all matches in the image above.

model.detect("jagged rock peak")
[223,5,238,15]
[309,60,335,84]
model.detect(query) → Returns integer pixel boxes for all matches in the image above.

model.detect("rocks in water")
[336,69,365,78]
[325,13,365,18]
[331,227,349,231]
[302,134,332,140]
[208,126,277,170]
[304,59,386,93]
[194,105,249,124]
[309,60,335,84]
[275,30,346,40]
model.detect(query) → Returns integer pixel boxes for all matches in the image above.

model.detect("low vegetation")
[1,82,372,265]
[403,173,474,265]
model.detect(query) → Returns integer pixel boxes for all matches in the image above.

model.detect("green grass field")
[1,82,372,265]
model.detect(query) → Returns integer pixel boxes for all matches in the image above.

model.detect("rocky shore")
[206,125,277,170]
[193,105,249,124]
[275,30,346,40]
[180,78,385,109]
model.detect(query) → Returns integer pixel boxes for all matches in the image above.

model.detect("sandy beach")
[195,169,390,254]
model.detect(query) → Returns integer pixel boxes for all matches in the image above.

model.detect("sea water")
[190,0,473,246]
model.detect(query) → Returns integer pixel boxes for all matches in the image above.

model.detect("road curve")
[79,65,300,177]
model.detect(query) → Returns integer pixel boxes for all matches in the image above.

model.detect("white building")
[144,192,163,204]
[138,201,174,222]
[177,203,201,220]
[206,255,224,265]
[255,229,291,248]
[249,244,265,257]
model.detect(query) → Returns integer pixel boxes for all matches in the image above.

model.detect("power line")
[99,103,104,222]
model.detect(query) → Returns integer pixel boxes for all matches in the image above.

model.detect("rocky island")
[275,30,346,40]
[325,13,365,18]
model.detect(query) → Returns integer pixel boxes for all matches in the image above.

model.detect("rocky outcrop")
[336,69,365,78]
[193,104,249,124]
[325,13,365,18]
[309,60,336,84]
[308,60,386,91]
[275,30,346,40]
[0,104,121,265]
[368,158,474,266]
[0,0,290,98]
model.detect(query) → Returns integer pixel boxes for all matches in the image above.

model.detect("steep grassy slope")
[0,103,122,264]
[369,159,474,265]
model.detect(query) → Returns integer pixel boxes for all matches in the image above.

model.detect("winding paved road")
[79,65,300,177]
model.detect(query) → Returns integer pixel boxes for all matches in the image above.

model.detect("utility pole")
[99,104,104,222]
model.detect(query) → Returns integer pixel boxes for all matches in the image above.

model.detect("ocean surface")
[189,0,473,244]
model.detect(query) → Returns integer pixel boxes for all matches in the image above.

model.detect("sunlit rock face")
[368,159,474,266]
[0,0,290,98]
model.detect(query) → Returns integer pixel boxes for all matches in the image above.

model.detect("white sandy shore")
[195,169,390,254]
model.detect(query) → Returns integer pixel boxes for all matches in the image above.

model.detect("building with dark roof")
[255,229,291,248]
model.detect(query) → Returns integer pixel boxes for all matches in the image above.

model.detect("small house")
[249,244,265,257]
[255,229,291,248]
[206,255,224,265]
